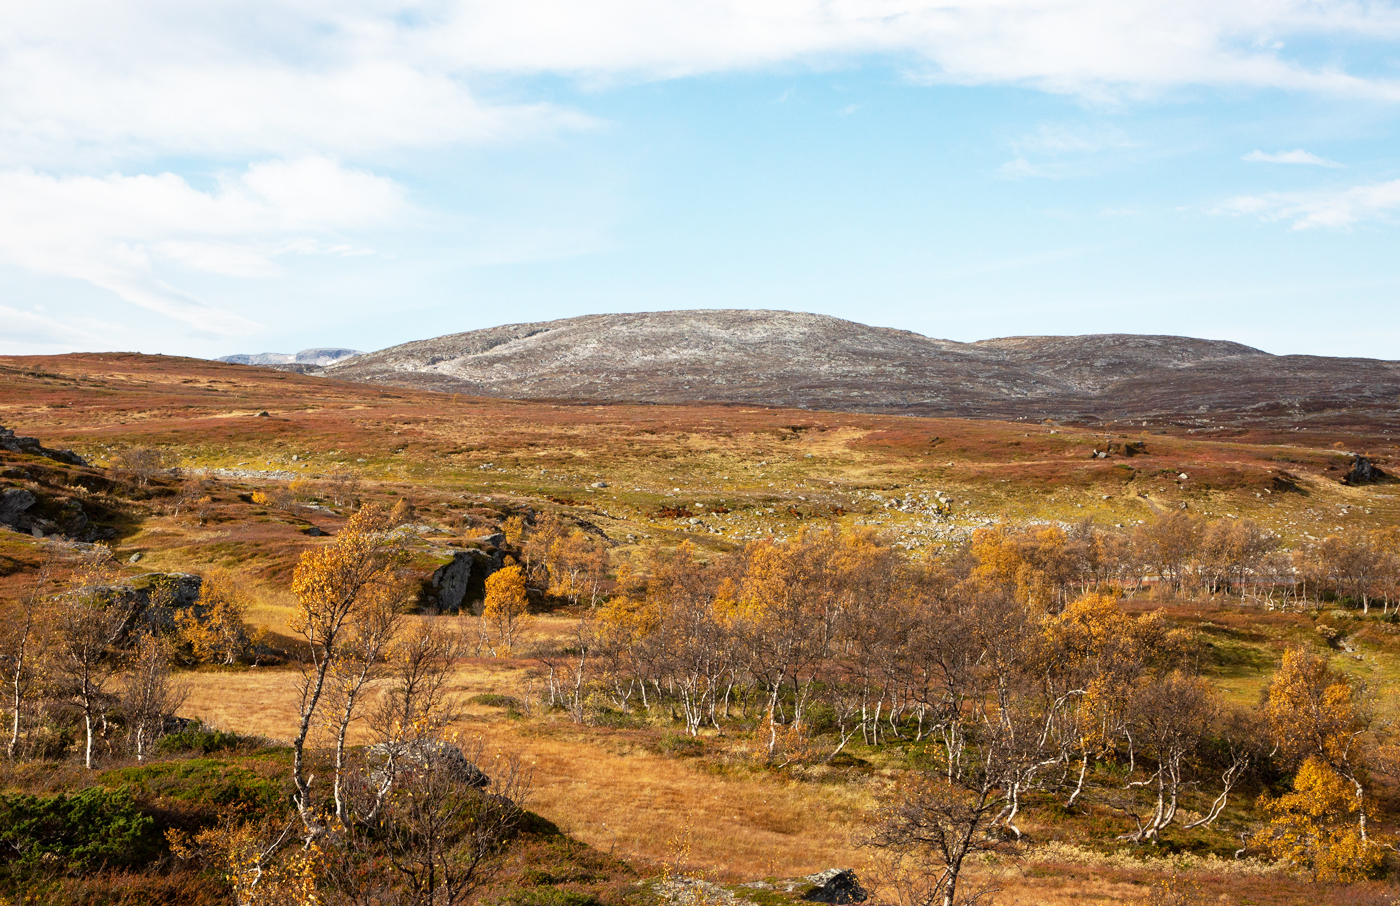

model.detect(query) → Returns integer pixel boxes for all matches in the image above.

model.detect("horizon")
[19,309,1400,363]
[2,4,1399,360]
[163,310,1385,364]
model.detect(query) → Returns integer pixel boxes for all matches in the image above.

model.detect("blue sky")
[2,2,1399,359]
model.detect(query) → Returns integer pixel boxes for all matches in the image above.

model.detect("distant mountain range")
[227,311,1400,430]
[218,348,361,367]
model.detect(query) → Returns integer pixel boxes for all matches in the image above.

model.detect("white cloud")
[0,157,410,333]
[0,6,590,169]
[1218,178,1400,229]
[1244,149,1343,167]
[427,1,1400,98]
[2,2,1398,172]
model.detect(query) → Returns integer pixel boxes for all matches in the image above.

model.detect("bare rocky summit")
[311,310,1400,429]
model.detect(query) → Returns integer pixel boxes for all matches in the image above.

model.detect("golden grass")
[181,659,868,880]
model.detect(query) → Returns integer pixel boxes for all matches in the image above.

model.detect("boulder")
[796,870,867,905]
[1344,455,1387,486]
[427,548,503,614]
[430,551,476,614]
[0,487,37,528]
[366,739,490,789]
[71,573,205,639]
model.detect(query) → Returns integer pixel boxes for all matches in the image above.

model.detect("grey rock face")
[60,572,203,642]
[428,549,502,614]
[430,552,476,614]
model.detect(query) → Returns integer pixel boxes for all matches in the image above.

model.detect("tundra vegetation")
[6,354,1400,905]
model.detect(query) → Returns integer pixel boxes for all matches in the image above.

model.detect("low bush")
[101,758,288,820]
[156,721,248,756]
[657,733,705,758]
[495,890,603,906]
[472,692,524,710]
[0,786,160,875]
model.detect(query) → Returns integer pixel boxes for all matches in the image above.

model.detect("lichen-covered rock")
[430,551,476,614]
[68,573,205,640]
[366,739,490,788]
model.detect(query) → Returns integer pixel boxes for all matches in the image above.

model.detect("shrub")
[156,721,246,756]
[495,889,603,906]
[0,786,159,874]
[101,758,287,820]
[657,733,705,758]
[470,693,523,710]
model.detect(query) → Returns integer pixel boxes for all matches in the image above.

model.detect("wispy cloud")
[1243,149,1343,167]
[0,157,410,333]
[1013,124,1137,155]
[1218,178,1400,229]
[999,123,1138,179]
[0,303,119,352]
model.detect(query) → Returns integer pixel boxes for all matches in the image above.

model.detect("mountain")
[314,310,1400,429]
[218,348,362,367]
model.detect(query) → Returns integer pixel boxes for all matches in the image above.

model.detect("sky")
[2,1,1400,360]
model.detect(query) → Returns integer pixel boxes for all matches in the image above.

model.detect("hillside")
[311,310,1400,431]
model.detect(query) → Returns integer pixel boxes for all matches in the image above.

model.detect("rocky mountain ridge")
[219,347,361,367]
[293,310,1400,429]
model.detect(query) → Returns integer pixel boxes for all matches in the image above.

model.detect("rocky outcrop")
[48,573,202,647]
[0,488,93,539]
[660,870,867,906]
[0,425,87,466]
[426,548,503,614]
[1344,455,1387,486]
[429,552,476,614]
